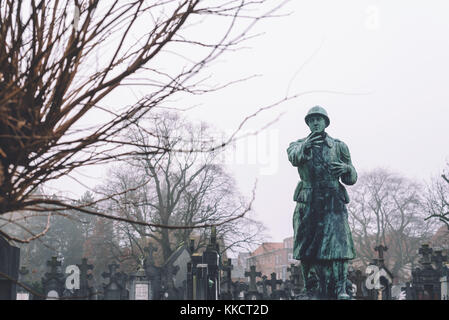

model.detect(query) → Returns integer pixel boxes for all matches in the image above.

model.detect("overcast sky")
[185,0,449,243]
[49,1,449,246]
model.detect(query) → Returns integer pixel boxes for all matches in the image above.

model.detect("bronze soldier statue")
[287,106,357,299]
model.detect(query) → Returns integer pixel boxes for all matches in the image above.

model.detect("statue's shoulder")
[327,134,346,146]
[329,135,351,158]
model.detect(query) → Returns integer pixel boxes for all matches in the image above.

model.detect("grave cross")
[46,256,62,277]
[78,259,93,282]
[269,272,283,292]
[419,244,433,267]
[257,275,269,299]
[77,258,94,299]
[222,259,233,292]
[287,264,302,290]
[144,243,158,267]
[102,263,120,283]
[245,265,261,293]
[351,269,366,298]
[374,245,388,261]
[78,258,94,280]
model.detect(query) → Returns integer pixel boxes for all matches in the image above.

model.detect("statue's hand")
[330,162,350,177]
[304,133,324,150]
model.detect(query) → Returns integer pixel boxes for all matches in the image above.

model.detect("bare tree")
[0,0,288,242]
[98,112,267,264]
[424,166,449,230]
[348,168,438,281]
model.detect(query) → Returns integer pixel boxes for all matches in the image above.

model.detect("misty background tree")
[347,168,440,281]
[98,111,267,265]
[425,165,449,230]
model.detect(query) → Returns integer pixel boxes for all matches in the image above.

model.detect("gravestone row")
[8,226,448,300]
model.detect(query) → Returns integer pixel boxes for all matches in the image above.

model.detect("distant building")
[244,237,298,281]
[231,252,250,282]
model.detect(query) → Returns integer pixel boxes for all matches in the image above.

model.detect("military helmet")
[304,105,330,127]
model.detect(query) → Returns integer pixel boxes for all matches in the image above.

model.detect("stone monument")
[287,105,357,299]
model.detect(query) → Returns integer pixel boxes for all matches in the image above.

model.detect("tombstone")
[244,265,261,300]
[257,275,270,300]
[73,258,94,300]
[411,244,442,300]
[268,272,283,300]
[102,263,129,300]
[220,259,234,300]
[280,280,293,300]
[16,266,30,300]
[143,243,163,299]
[0,236,20,300]
[232,281,248,300]
[401,282,416,300]
[202,227,220,300]
[367,244,394,300]
[129,258,151,300]
[42,256,66,299]
[190,253,208,300]
[186,228,221,301]
[348,269,368,300]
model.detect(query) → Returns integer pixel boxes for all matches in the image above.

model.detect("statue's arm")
[339,141,357,185]
[287,139,310,167]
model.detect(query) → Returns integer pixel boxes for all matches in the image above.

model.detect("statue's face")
[307,115,326,133]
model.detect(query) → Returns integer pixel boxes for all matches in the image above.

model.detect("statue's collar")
[324,133,334,148]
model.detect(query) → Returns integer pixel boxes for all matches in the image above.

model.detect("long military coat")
[287,133,357,261]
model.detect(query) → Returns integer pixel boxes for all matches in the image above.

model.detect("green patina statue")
[287,106,357,300]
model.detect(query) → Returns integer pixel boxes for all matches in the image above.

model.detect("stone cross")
[245,265,261,293]
[222,259,233,293]
[42,256,65,298]
[189,238,195,253]
[374,245,388,261]
[46,256,62,277]
[78,258,93,280]
[77,258,93,298]
[102,263,120,283]
[102,263,128,300]
[269,272,283,295]
[257,275,269,299]
[419,244,433,268]
[144,243,158,266]
[287,264,303,292]
[353,269,366,297]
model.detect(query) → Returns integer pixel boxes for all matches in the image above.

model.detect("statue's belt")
[300,180,339,189]
[294,180,350,203]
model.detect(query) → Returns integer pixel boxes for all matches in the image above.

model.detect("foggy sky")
[49,1,449,246]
